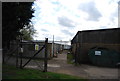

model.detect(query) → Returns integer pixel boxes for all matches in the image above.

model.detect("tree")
[20,22,36,40]
[2,2,34,49]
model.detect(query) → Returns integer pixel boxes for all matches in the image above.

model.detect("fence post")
[44,38,48,72]
[19,35,23,69]
[52,35,54,57]
[20,52,23,69]
[16,42,19,68]
[3,50,5,64]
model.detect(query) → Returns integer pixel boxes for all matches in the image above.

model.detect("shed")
[71,28,120,64]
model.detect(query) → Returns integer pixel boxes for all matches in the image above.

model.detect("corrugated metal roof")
[72,28,120,42]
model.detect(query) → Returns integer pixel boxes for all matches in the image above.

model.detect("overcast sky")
[31,0,119,43]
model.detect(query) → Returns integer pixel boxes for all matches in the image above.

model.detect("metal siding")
[72,28,120,63]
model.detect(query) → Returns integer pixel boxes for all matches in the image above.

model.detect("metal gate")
[3,38,48,72]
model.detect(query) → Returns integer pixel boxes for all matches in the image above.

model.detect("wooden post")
[75,34,80,65]
[20,52,23,69]
[117,63,120,80]
[3,43,7,64]
[44,38,48,72]
[2,49,5,64]
[52,35,54,57]
[16,42,19,68]
[20,35,23,69]
[75,44,78,65]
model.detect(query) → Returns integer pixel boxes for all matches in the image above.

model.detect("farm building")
[71,28,120,66]
[64,45,71,50]
[9,40,64,59]
[53,43,64,57]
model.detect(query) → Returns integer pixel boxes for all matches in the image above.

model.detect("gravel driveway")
[4,51,119,79]
[47,51,119,79]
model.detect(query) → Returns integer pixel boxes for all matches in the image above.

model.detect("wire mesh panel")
[22,42,45,71]
[3,41,19,66]
[3,39,48,71]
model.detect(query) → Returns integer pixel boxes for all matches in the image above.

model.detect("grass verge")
[67,54,74,64]
[3,64,86,80]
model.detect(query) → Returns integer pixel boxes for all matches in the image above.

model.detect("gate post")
[16,41,19,68]
[19,34,23,69]
[44,38,48,72]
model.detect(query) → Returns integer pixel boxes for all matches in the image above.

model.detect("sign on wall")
[95,51,101,55]
[35,44,39,51]
[20,48,23,53]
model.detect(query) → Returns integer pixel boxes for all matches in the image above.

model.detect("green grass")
[3,64,86,80]
[67,54,81,66]
[67,54,74,64]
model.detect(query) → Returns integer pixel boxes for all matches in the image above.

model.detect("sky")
[31,0,119,44]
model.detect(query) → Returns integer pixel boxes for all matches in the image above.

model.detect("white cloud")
[32,0,119,42]
[58,16,75,27]
[78,1,102,21]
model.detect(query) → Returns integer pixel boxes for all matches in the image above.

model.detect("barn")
[71,28,120,65]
